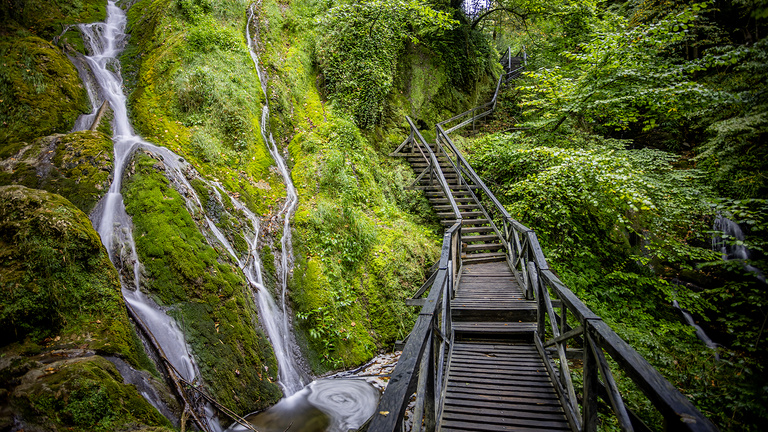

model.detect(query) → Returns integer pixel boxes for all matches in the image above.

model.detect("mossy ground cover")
[0,0,106,41]
[121,0,285,217]
[0,36,89,150]
[256,0,444,371]
[122,152,282,412]
[0,131,113,213]
[4,355,173,432]
[0,185,171,431]
[0,185,141,359]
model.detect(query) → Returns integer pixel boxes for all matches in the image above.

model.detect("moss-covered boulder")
[0,185,173,431]
[0,37,89,150]
[0,131,113,213]
[2,355,173,432]
[0,0,106,41]
[0,186,137,357]
[122,152,283,412]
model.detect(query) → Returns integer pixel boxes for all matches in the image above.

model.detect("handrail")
[375,47,718,432]
[369,118,463,432]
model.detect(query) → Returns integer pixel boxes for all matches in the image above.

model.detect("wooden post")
[583,330,599,432]
[413,333,432,432]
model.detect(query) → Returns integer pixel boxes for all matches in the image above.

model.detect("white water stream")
[245,4,305,396]
[713,214,766,284]
[77,3,217,429]
[74,1,377,429]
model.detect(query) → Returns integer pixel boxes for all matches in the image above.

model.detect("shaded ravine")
[75,2,379,430]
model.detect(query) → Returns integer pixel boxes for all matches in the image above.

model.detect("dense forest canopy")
[0,0,766,430]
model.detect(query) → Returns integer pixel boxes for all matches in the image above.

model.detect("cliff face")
[0,0,484,426]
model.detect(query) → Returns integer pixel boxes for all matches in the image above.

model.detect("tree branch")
[470,7,528,30]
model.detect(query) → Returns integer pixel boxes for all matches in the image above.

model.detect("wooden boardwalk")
[442,262,570,431]
[369,50,716,432]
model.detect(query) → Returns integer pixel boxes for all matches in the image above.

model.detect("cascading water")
[713,213,766,283]
[245,4,305,397]
[77,3,217,430]
[75,1,378,428]
[672,299,719,360]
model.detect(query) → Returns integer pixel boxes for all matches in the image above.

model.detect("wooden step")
[437,211,485,219]
[433,204,478,211]
[429,197,475,204]
[427,193,474,201]
[461,226,495,234]
[416,185,471,192]
[452,322,536,340]
[442,219,490,226]
[452,303,537,322]
[463,243,504,253]
[461,251,507,264]
[462,234,499,243]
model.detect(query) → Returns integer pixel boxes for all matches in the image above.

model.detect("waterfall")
[672,300,719,360]
[713,213,766,283]
[245,5,305,396]
[77,2,223,429]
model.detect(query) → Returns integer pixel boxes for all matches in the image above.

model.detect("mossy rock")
[2,355,173,431]
[0,185,142,365]
[121,0,286,218]
[122,152,282,412]
[0,131,113,214]
[0,36,89,150]
[0,0,107,41]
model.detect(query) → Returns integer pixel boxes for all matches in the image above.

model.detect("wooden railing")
[371,49,718,432]
[369,118,462,432]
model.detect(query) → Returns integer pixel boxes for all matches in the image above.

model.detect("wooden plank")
[445,386,561,402]
[442,405,569,423]
[443,396,567,414]
[441,411,572,429]
[442,421,563,432]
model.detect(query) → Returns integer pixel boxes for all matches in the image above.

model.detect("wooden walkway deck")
[369,51,716,432]
[443,262,570,431]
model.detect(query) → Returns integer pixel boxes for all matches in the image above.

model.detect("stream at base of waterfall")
[76,1,381,430]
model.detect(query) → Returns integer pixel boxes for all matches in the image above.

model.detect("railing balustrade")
[370,48,717,432]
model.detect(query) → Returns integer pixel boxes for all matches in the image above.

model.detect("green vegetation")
[0,186,140,360]
[252,0,444,371]
[316,0,457,128]
[4,355,173,432]
[0,131,113,213]
[0,37,89,149]
[0,185,171,431]
[122,0,285,216]
[457,0,768,429]
[0,0,106,40]
[122,152,282,412]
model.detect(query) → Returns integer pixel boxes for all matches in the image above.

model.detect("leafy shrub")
[316,0,456,128]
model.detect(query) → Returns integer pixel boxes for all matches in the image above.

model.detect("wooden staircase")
[401,150,506,264]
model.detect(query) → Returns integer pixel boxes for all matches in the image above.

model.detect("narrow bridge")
[367,49,718,432]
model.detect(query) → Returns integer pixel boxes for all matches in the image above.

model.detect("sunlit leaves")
[518,3,723,133]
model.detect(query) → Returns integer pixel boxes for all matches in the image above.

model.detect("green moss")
[6,356,173,431]
[252,0,442,372]
[0,0,107,41]
[0,37,89,149]
[0,131,113,213]
[0,186,141,363]
[121,0,286,217]
[122,152,282,412]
